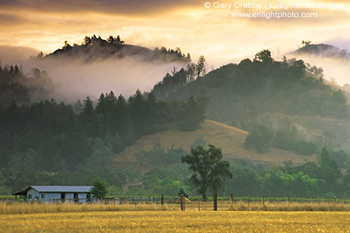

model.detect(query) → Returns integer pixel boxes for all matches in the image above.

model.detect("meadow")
[1,201,350,232]
[1,210,350,232]
[2,200,350,214]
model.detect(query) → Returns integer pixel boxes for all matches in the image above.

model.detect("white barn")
[12,186,93,203]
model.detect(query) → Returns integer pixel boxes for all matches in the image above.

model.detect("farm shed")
[12,185,93,203]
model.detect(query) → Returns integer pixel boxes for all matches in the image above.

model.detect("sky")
[0,0,349,86]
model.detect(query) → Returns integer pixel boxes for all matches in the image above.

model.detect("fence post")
[231,193,234,205]
[213,194,217,211]
[198,196,200,211]
[263,196,265,206]
[181,194,185,211]
[161,194,164,206]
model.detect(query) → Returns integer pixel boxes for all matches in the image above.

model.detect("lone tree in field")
[181,145,232,201]
[90,178,108,199]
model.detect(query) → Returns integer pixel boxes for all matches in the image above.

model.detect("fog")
[0,45,186,103]
[0,45,40,65]
[289,45,350,87]
[1,42,350,105]
[28,58,184,102]
[296,55,350,87]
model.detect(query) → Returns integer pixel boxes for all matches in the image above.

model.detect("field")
[1,202,350,232]
[1,210,350,232]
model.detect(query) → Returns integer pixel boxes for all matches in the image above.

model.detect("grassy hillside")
[114,120,316,170]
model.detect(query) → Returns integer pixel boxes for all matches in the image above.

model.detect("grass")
[1,211,350,232]
[1,201,350,232]
[0,202,176,215]
[114,120,316,172]
[1,200,350,215]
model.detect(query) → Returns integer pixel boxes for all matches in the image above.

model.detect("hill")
[40,35,191,64]
[114,120,316,171]
[151,50,350,154]
[293,43,350,60]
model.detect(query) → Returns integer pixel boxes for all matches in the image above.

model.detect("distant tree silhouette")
[302,40,312,46]
[254,50,273,63]
[196,55,206,78]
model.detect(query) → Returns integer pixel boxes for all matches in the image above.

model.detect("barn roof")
[12,186,92,195]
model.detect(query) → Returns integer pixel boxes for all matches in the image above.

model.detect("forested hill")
[153,50,350,122]
[293,43,350,59]
[38,35,191,63]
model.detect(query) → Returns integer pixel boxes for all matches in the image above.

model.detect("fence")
[1,194,350,209]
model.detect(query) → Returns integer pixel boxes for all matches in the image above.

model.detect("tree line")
[116,146,350,199]
[0,89,206,194]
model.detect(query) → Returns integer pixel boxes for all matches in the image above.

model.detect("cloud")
[294,54,350,86]
[0,13,23,24]
[0,0,202,15]
[0,45,39,64]
[0,0,349,87]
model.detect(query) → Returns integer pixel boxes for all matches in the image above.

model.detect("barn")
[12,186,93,203]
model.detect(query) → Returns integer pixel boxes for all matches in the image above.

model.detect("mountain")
[114,120,316,172]
[39,35,191,64]
[293,43,350,59]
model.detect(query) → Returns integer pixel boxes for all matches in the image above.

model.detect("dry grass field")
[1,210,350,232]
[2,201,350,215]
[1,202,350,232]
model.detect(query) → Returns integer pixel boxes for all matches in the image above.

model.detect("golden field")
[2,201,350,215]
[1,202,350,232]
[0,202,175,215]
[1,210,350,232]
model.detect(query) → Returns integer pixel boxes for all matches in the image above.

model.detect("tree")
[196,55,206,78]
[244,125,273,153]
[181,145,232,200]
[302,40,312,46]
[317,147,341,186]
[90,178,108,199]
[63,41,71,49]
[254,50,273,63]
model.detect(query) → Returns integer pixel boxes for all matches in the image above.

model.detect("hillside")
[41,35,191,64]
[153,51,349,122]
[293,44,350,59]
[152,50,350,154]
[114,120,316,171]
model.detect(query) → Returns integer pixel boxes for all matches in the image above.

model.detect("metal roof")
[13,186,92,195]
[32,186,92,193]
